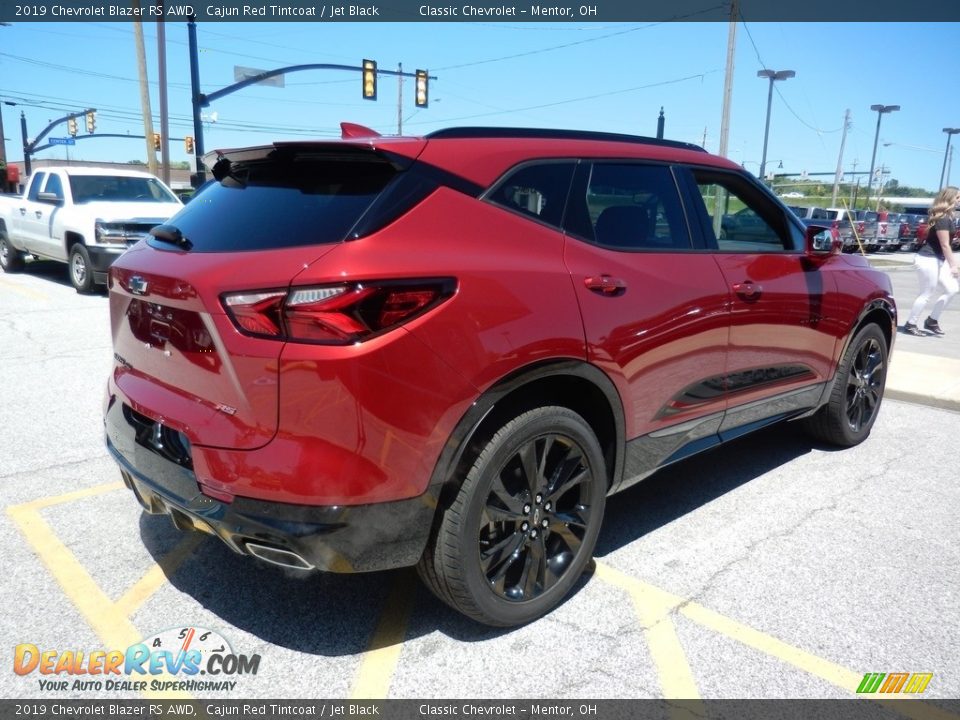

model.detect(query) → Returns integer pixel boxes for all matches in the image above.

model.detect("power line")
[407,70,720,126]
[738,19,841,135]
[434,6,726,71]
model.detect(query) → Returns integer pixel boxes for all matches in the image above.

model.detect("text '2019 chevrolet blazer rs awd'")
[104,125,895,626]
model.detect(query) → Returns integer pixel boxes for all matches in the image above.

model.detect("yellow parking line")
[596,563,959,717]
[7,502,191,700]
[14,481,124,512]
[349,570,416,699]
[595,563,702,703]
[678,600,862,692]
[115,533,205,618]
[0,276,49,300]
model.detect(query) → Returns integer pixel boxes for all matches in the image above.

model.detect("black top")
[425,126,706,152]
[918,216,955,260]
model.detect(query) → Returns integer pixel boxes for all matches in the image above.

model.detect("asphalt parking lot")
[1,258,958,707]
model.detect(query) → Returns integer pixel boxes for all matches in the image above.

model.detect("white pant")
[907,254,960,324]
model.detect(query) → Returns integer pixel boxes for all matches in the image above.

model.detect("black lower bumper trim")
[104,399,437,573]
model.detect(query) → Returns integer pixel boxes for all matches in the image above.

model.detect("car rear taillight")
[223,279,456,344]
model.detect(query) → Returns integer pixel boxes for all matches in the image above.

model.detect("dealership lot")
[1,261,958,703]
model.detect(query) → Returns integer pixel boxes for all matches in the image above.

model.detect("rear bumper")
[104,398,437,573]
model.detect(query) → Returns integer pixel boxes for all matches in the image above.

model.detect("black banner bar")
[0,0,955,23]
[2,700,960,720]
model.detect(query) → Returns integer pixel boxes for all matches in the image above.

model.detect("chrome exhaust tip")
[246,542,314,571]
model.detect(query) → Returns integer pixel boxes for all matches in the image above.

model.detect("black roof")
[425,126,707,153]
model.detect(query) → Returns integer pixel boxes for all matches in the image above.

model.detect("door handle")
[733,281,762,301]
[18,207,26,216]
[584,275,627,296]
[35,211,43,219]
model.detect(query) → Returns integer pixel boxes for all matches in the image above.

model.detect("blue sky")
[1,20,958,192]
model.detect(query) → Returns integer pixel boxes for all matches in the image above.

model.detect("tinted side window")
[44,173,64,200]
[487,162,575,229]
[27,173,46,201]
[566,163,691,251]
[689,169,797,252]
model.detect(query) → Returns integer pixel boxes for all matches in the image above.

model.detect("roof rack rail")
[424,126,706,152]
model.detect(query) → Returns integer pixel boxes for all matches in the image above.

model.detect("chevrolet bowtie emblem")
[129,276,149,296]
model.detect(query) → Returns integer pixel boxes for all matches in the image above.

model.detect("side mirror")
[36,191,64,206]
[805,224,841,256]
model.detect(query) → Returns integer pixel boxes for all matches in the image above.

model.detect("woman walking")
[903,186,960,336]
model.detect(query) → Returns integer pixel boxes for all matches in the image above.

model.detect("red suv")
[104,126,895,626]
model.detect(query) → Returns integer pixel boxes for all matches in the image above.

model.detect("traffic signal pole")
[21,108,96,177]
[187,15,206,186]
[186,15,433,186]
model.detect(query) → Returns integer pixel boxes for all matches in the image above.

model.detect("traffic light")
[415,69,429,108]
[153,133,161,151]
[185,136,194,154]
[85,111,96,134]
[362,59,377,100]
[67,117,78,136]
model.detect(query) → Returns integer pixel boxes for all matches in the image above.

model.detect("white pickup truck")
[0,166,181,292]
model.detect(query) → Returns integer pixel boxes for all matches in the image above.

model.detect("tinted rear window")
[156,156,396,252]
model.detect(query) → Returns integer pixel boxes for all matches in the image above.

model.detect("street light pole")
[757,69,794,184]
[939,128,959,189]
[866,104,899,210]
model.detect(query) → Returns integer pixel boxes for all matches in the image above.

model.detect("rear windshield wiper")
[149,224,193,250]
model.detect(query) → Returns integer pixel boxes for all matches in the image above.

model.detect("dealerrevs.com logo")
[13,627,261,693]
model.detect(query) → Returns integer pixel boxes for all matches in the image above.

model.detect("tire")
[803,323,887,447]
[68,244,95,294]
[418,406,607,626]
[0,231,25,273]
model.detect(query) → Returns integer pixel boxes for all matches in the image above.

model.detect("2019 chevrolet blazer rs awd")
[104,125,895,626]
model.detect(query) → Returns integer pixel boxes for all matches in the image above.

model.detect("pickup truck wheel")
[69,244,95,294]
[803,323,887,447]
[0,232,25,273]
[417,406,606,626]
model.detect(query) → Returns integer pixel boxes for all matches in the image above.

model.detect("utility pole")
[0,100,7,170]
[157,3,171,185]
[133,12,158,175]
[848,159,858,208]
[718,0,737,159]
[20,111,30,176]
[831,109,850,207]
[397,62,403,135]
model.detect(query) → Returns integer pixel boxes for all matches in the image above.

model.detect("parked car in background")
[851,210,880,253]
[787,205,830,221]
[899,213,927,252]
[875,211,902,252]
[0,166,182,292]
[103,124,896,627]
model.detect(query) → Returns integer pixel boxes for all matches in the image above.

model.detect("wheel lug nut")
[521,521,529,532]
[545,501,552,511]
[541,519,549,528]
[530,529,538,538]
[523,504,531,514]
[535,494,543,504]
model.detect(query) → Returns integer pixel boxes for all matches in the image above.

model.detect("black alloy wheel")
[479,431,597,602]
[803,323,888,447]
[418,406,607,626]
[844,333,885,435]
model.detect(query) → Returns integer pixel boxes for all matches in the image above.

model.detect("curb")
[885,350,960,414]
